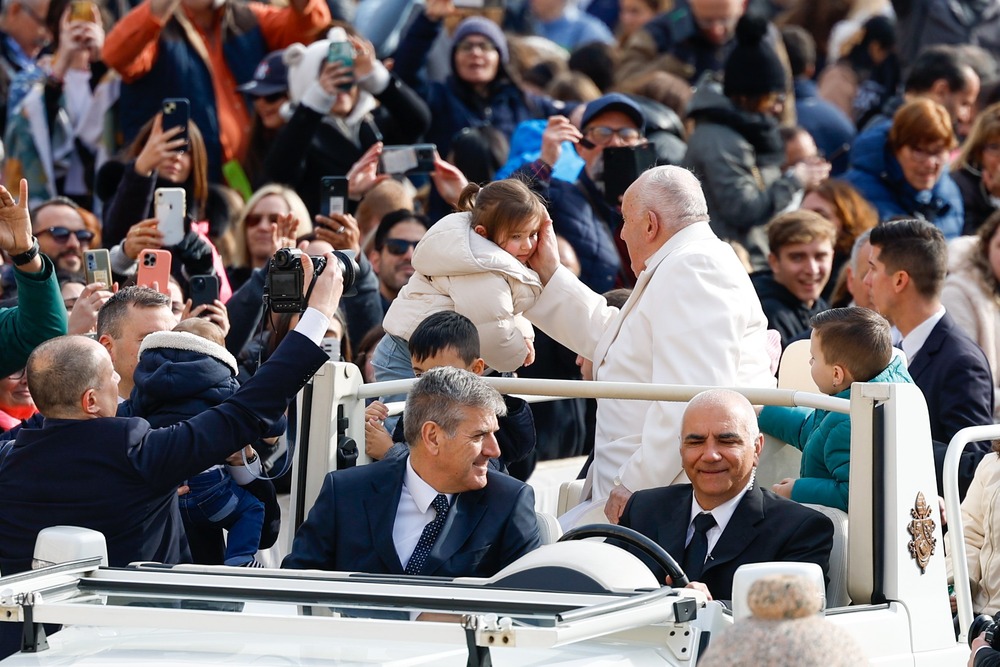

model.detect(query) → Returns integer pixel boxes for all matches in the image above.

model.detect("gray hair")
[403,367,507,446]
[633,166,709,231]
[849,228,873,274]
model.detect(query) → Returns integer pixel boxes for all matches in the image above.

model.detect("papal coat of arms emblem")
[907,491,936,574]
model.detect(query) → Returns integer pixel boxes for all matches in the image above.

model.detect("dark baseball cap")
[237,50,288,97]
[580,93,646,133]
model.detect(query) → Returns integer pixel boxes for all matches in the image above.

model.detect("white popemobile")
[0,361,988,665]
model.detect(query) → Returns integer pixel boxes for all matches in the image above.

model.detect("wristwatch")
[10,237,39,266]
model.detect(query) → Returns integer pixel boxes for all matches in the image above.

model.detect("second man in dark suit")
[619,389,834,601]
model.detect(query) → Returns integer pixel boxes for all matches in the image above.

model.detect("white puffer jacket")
[382,212,542,372]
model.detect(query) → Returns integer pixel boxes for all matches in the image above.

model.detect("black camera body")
[970,612,1000,650]
[264,247,358,313]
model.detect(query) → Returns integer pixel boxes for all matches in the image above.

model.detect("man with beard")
[31,198,92,276]
[370,210,429,313]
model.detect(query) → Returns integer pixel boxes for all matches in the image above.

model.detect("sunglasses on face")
[38,227,94,243]
[245,212,283,228]
[383,238,419,255]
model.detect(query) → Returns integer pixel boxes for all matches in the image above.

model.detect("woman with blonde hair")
[224,184,314,290]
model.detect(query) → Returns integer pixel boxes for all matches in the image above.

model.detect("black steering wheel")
[558,523,690,587]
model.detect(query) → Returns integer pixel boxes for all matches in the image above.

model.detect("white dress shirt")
[902,306,946,363]
[686,477,754,562]
[392,457,453,570]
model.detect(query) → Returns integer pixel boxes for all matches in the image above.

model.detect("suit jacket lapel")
[906,315,949,381]
[657,488,694,559]
[364,459,406,574]
[423,489,488,575]
[702,486,765,574]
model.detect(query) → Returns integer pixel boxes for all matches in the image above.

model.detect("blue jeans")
[371,333,415,435]
[179,469,264,566]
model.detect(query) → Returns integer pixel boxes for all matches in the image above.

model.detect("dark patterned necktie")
[405,494,451,575]
[683,512,717,581]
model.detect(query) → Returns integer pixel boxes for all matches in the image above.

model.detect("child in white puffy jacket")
[373,178,546,420]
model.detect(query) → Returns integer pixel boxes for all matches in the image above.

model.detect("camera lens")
[332,250,359,297]
[273,248,293,268]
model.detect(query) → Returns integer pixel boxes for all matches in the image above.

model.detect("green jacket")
[0,255,67,377]
[758,355,912,511]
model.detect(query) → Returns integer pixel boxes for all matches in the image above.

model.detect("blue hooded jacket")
[842,119,964,239]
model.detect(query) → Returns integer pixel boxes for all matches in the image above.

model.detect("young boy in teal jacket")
[760,307,913,511]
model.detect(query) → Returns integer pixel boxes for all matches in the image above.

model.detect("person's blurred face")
[101,304,177,397]
[679,397,762,510]
[689,0,743,46]
[453,35,500,87]
[61,281,85,312]
[618,0,656,40]
[801,192,842,233]
[940,72,980,136]
[980,137,1000,197]
[846,240,873,308]
[253,93,288,130]
[0,368,34,417]
[896,142,949,191]
[373,220,426,299]
[619,186,654,276]
[330,86,360,117]
[988,226,1000,284]
[767,238,834,308]
[576,110,643,173]
[5,0,51,59]
[33,204,91,275]
[244,195,289,264]
[166,280,185,322]
[158,144,192,184]
[783,131,818,170]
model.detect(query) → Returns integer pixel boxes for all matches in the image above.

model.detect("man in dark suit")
[865,219,994,496]
[619,389,834,601]
[283,366,541,577]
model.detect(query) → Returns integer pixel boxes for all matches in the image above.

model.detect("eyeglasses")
[382,238,419,255]
[584,126,642,144]
[5,369,26,381]
[456,40,497,54]
[906,145,950,163]
[245,212,283,228]
[19,2,48,27]
[37,227,95,244]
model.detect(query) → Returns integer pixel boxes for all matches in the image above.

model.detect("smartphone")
[137,249,172,295]
[155,187,187,247]
[83,249,112,288]
[161,98,190,148]
[453,0,504,8]
[188,274,220,310]
[379,144,436,176]
[327,41,354,91]
[320,176,349,217]
[69,0,96,21]
[602,144,658,205]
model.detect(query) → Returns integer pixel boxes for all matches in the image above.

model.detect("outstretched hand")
[430,154,469,207]
[0,180,39,272]
[526,217,560,286]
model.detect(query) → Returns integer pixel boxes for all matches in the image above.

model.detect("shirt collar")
[689,472,754,535]
[404,456,453,512]
[902,306,946,361]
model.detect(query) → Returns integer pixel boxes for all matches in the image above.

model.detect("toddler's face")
[808,331,839,395]
[498,218,542,265]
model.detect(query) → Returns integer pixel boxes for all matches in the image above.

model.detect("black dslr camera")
[970,611,1000,649]
[264,247,358,313]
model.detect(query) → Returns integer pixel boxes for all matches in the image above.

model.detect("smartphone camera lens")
[144,255,155,267]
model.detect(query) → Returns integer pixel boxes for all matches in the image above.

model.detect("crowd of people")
[4,0,1000,661]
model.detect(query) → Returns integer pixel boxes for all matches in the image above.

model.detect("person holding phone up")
[263,26,431,217]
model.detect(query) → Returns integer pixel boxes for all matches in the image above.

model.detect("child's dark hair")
[810,307,892,382]
[456,178,547,246]
[408,311,481,366]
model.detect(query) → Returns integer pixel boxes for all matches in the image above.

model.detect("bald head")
[28,336,115,418]
[680,389,763,510]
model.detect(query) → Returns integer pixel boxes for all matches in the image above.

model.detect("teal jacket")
[758,355,912,511]
[0,255,67,378]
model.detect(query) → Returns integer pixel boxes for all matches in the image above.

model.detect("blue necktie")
[405,494,451,575]
[683,512,717,581]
